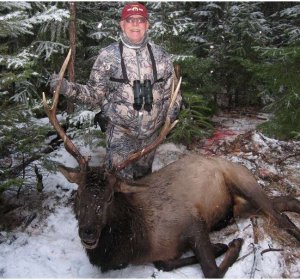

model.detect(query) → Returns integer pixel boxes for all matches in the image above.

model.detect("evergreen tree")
[0,2,69,194]
[255,4,300,139]
[0,2,69,104]
[146,2,193,53]
[185,2,272,108]
[71,2,122,83]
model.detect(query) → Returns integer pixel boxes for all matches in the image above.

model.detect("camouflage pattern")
[105,123,158,179]
[63,41,181,179]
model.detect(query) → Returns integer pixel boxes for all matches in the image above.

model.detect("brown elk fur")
[60,153,300,278]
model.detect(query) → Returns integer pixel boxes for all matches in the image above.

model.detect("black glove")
[94,111,109,132]
[49,73,70,95]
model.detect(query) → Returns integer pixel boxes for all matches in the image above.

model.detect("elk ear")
[58,165,84,185]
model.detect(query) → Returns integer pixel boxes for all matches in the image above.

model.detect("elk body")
[64,154,300,278]
[44,50,300,278]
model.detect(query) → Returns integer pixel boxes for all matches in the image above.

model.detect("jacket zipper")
[135,49,143,137]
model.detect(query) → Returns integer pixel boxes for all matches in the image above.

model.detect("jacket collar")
[120,32,149,49]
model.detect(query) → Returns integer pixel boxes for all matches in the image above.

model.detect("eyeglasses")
[125,17,147,24]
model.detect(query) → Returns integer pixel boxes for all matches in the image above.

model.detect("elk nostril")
[79,227,96,240]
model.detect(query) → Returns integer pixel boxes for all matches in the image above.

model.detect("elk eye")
[107,193,113,203]
[96,205,101,214]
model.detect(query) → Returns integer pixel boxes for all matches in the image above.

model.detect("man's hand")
[49,73,70,95]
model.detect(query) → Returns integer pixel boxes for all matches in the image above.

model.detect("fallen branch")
[236,248,255,262]
[276,152,300,164]
[250,243,258,278]
[251,216,259,244]
[260,248,284,256]
[0,132,66,181]
[1,146,55,181]
[22,212,37,229]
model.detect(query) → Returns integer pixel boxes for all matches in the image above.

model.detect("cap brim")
[121,13,148,20]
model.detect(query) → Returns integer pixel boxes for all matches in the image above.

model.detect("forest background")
[1,1,300,194]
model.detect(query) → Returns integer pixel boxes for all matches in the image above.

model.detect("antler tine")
[168,76,182,116]
[42,49,88,171]
[113,77,182,172]
[53,49,72,111]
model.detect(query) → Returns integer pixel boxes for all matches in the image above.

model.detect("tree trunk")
[67,2,76,114]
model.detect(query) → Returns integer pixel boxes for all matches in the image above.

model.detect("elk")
[43,50,300,278]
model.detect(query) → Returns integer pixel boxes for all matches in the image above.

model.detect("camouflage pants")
[105,124,158,180]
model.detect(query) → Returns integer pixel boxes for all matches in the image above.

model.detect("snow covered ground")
[0,116,300,278]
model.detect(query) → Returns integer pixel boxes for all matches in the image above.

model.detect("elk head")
[43,49,182,249]
[58,164,112,249]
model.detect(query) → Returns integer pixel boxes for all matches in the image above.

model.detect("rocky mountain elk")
[43,50,300,278]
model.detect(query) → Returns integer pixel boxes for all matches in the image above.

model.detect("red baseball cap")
[121,3,148,20]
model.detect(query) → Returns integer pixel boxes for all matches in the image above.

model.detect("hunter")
[50,2,182,179]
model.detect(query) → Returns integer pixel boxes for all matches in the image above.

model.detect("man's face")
[120,15,149,44]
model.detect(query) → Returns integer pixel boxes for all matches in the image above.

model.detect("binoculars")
[133,80,153,112]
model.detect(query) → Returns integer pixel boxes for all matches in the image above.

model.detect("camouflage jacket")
[65,41,181,139]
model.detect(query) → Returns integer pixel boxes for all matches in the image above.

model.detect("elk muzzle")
[79,226,101,249]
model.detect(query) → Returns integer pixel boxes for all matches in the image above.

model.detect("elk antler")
[113,76,182,172]
[42,49,88,171]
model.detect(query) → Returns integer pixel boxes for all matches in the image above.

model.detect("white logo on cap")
[128,6,143,12]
